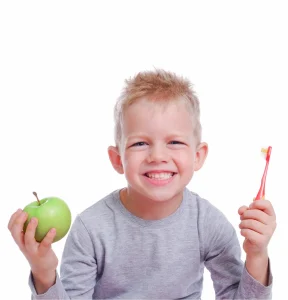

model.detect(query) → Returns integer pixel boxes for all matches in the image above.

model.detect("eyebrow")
[126,133,149,140]
[126,132,191,140]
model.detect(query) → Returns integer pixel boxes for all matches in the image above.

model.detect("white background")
[1,1,288,299]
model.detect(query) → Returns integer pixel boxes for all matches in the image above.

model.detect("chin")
[143,189,183,203]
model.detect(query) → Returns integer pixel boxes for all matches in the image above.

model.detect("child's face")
[109,98,207,203]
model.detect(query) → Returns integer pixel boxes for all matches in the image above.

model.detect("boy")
[8,69,276,299]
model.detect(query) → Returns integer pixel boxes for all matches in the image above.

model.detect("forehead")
[122,98,194,138]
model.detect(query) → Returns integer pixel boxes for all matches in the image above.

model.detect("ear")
[108,146,124,174]
[194,142,208,171]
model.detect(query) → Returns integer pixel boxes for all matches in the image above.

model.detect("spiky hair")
[114,69,202,148]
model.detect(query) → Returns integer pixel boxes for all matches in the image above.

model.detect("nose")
[147,144,169,164]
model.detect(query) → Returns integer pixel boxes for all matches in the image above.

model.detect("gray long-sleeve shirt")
[29,188,272,299]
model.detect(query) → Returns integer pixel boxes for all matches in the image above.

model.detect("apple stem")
[33,191,41,206]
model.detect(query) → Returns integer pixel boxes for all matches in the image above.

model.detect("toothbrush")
[254,146,272,200]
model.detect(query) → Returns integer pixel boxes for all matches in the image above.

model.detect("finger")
[38,228,57,256]
[239,219,266,235]
[10,211,28,251]
[240,209,270,225]
[8,209,23,231]
[240,229,266,246]
[238,205,249,215]
[24,217,39,253]
[249,200,276,217]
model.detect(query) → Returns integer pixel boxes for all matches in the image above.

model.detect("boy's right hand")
[8,209,58,292]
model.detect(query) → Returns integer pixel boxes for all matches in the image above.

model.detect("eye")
[169,141,184,145]
[131,141,147,147]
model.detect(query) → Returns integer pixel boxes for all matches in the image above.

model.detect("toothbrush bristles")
[261,148,268,153]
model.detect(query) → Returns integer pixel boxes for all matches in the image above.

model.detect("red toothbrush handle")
[254,146,272,200]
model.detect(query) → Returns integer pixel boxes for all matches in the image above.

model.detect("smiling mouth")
[144,172,177,180]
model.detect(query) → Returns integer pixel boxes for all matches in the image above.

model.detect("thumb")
[38,228,56,256]
[238,205,248,216]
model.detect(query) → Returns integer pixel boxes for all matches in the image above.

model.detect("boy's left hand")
[238,199,277,256]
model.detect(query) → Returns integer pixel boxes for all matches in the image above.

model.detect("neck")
[120,188,183,220]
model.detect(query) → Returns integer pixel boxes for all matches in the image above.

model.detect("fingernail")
[50,228,56,234]
[21,211,27,217]
[30,217,37,224]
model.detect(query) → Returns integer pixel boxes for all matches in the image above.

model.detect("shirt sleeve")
[28,215,97,299]
[201,203,273,299]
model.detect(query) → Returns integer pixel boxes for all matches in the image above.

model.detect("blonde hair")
[113,69,202,148]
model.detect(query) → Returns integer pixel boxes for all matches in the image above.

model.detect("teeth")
[146,172,174,179]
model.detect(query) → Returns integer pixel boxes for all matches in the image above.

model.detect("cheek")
[122,152,145,171]
[174,150,195,171]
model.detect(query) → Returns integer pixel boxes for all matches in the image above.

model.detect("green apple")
[23,192,72,243]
